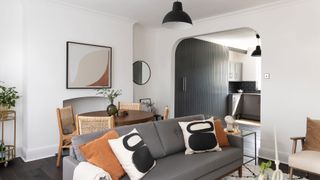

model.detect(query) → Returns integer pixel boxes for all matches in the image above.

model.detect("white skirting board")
[259,147,289,164]
[20,144,58,162]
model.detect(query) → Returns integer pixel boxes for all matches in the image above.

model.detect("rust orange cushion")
[303,117,320,151]
[80,130,125,180]
[214,119,230,147]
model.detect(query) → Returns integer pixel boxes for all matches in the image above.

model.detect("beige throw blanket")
[73,162,112,180]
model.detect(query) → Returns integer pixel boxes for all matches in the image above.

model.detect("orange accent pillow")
[80,130,125,180]
[303,117,320,151]
[214,119,230,147]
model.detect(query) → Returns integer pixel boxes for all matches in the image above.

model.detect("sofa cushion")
[303,118,320,151]
[115,121,166,159]
[79,130,125,180]
[119,147,242,180]
[178,118,221,154]
[214,119,230,147]
[154,114,205,156]
[72,129,109,161]
[109,129,156,180]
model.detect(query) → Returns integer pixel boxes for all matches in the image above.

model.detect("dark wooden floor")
[0,156,62,180]
[0,124,317,180]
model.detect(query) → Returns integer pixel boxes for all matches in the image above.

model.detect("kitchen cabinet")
[228,93,242,116]
[228,62,242,81]
[242,94,260,120]
[228,93,260,121]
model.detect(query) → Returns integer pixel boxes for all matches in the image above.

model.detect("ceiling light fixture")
[251,34,261,57]
[162,1,193,29]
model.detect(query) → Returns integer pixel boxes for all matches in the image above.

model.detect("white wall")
[133,0,320,163]
[16,0,135,161]
[133,24,168,114]
[0,0,23,156]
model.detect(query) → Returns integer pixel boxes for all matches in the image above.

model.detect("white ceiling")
[195,28,257,50]
[56,0,283,27]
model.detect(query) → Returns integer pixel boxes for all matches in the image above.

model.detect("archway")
[173,27,262,163]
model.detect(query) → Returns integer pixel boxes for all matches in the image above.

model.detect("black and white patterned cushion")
[108,128,156,180]
[178,117,221,154]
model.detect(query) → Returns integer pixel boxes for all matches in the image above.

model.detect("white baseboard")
[16,147,22,158]
[21,144,58,162]
[259,147,289,164]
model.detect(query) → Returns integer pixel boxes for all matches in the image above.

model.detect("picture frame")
[66,41,112,89]
[139,98,152,112]
[139,98,151,105]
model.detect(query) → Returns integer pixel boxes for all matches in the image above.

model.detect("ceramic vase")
[106,100,118,116]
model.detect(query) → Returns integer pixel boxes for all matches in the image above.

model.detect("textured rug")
[222,164,309,180]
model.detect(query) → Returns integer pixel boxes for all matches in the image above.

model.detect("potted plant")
[97,88,122,116]
[0,82,20,111]
[259,160,272,180]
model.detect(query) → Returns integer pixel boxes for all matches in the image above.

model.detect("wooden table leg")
[238,166,243,177]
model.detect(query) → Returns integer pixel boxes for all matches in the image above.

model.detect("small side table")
[240,130,257,165]
[225,129,258,178]
[0,110,16,167]
[225,129,257,165]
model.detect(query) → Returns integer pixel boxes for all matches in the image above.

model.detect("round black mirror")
[133,61,151,85]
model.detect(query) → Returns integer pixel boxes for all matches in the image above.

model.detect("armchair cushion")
[303,118,320,151]
[289,150,320,174]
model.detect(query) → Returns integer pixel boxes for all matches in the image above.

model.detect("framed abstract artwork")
[66,41,112,89]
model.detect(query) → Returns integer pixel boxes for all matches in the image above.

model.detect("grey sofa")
[63,114,243,180]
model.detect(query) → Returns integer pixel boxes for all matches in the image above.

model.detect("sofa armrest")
[63,156,80,180]
[69,146,76,158]
[227,134,243,150]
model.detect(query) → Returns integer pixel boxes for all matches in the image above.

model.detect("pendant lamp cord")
[256,34,260,45]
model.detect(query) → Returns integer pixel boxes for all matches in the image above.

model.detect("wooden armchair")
[118,102,142,111]
[56,106,78,167]
[289,136,320,179]
[163,106,169,120]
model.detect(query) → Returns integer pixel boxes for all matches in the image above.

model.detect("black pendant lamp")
[162,1,193,29]
[251,34,262,57]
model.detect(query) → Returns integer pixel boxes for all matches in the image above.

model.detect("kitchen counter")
[229,92,260,96]
[242,93,260,96]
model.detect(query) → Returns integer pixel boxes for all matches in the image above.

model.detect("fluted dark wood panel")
[175,38,229,119]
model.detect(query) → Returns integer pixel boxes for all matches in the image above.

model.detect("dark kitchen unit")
[228,81,258,93]
[228,81,261,121]
[175,38,229,119]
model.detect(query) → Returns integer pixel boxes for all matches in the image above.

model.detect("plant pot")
[107,103,118,116]
[0,105,9,119]
[0,105,9,111]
